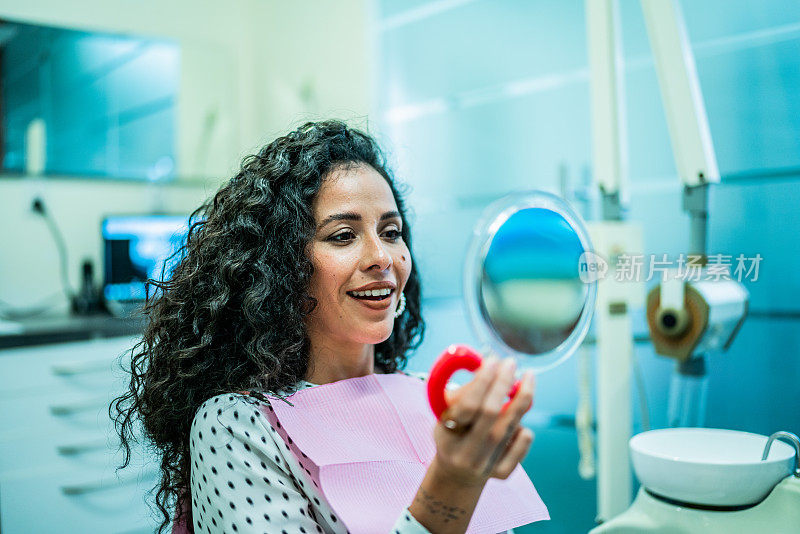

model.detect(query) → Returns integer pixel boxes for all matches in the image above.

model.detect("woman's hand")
[431,357,536,488]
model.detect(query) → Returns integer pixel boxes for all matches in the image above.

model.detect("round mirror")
[464,190,597,373]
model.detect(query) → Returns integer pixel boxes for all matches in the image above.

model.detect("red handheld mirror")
[427,344,521,420]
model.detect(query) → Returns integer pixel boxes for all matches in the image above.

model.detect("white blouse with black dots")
[189,371,513,534]
[189,371,436,534]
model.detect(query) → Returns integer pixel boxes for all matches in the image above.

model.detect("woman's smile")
[346,280,397,310]
[347,287,395,311]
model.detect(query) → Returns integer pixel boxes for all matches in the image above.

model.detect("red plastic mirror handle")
[427,344,521,420]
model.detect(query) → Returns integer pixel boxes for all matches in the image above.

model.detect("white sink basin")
[630,428,795,506]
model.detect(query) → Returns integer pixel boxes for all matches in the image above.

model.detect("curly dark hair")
[110,120,425,533]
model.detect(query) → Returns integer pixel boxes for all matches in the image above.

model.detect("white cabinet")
[0,336,162,533]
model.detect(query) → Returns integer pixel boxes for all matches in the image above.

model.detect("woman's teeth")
[348,288,392,300]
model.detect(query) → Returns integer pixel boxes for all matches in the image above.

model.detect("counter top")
[0,313,145,350]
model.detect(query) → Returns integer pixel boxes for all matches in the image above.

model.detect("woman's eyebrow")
[317,210,401,230]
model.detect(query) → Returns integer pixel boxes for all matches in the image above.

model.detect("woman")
[111,120,538,534]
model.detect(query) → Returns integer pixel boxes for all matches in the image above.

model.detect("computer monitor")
[102,214,191,314]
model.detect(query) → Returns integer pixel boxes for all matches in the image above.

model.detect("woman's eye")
[328,229,402,244]
[384,229,402,240]
[329,231,355,243]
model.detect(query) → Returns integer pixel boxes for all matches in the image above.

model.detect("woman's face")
[305,164,412,346]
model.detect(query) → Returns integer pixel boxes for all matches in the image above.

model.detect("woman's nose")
[361,233,392,271]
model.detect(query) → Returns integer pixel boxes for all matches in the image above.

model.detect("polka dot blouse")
[188,371,436,534]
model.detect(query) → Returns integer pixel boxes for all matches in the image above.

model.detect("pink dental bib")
[262,372,549,534]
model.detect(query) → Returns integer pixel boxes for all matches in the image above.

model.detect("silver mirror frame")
[463,190,598,373]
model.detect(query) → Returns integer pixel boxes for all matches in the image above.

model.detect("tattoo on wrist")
[413,487,468,523]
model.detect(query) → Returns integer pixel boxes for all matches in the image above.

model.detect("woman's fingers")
[488,425,535,480]
[433,357,538,486]
[477,370,535,476]
[467,358,518,440]
[497,370,536,430]
[444,357,500,426]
